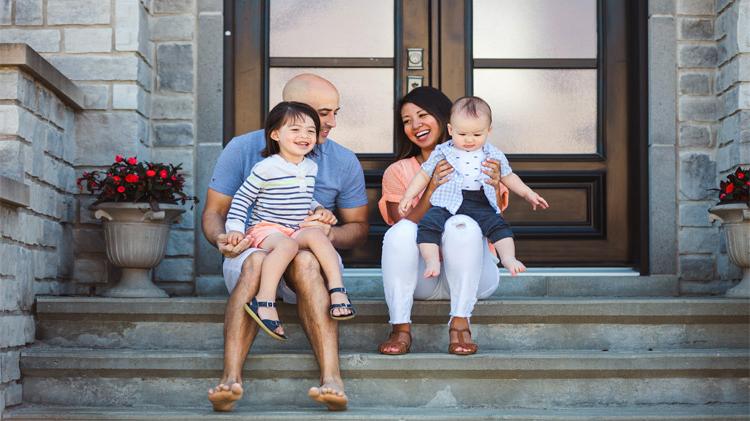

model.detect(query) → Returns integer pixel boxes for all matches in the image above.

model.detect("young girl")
[399,96,549,278]
[225,101,356,341]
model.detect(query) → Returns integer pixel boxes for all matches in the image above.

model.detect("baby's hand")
[525,191,549,211]
[226,231,245,246]
[311,207,338,225]
[398,197,413,216]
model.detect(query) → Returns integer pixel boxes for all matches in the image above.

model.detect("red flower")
[112,175,121,183]
[171,175,177,181]
[117,186,126,193]
[159,169,168,179]
[146,170,156,177]
[738,172,745,180]
[726,183,735,194]
[127,156,137,165]
[720,193,726,199]
[125,173,139,183]
[115,155,124,163]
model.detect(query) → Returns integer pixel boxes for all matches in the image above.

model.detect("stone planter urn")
[709,203,750,298]
[94,202,185,298]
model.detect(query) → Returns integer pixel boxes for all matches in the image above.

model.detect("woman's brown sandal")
[448,327,478,355]
[378,329,412,355]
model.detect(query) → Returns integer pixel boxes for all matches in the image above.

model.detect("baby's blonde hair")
[451,96,492,124]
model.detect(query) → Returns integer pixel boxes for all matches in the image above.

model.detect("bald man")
[202,74,368,411]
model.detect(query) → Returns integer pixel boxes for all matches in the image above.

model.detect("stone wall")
[0,45,82,414]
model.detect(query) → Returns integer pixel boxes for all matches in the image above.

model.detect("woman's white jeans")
[381,216,500,324]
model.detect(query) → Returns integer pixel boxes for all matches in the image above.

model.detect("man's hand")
[216,232,252,258]
[300,210,334,237]
[525,191,550,211]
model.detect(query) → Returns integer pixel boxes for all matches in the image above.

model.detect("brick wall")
[0,64,78,413]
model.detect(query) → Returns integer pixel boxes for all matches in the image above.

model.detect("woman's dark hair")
[262,101,321,157]
[395,86,453,160]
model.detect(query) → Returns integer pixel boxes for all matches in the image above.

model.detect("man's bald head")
[281,74,341,143]
[282,73,339,103]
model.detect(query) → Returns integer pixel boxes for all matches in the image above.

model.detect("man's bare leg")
[284,251,348,411]
[208,251,265,411]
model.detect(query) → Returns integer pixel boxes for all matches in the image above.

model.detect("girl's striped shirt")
[225,154,320,233]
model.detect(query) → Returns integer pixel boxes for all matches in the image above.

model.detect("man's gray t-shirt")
[209,130,368,228]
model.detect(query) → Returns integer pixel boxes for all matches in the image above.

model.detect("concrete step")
[19,347,749,408]
[5,404,750,420]
[34,297,750,352]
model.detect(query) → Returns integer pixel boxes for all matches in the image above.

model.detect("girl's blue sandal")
[244,298,287,341]
[328,287,356,321]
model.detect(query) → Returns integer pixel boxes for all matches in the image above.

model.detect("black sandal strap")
[330,303,353,309]
[328,287,347,294]
[254,301,277,308]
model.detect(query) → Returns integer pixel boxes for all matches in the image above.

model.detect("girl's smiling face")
[270,115,317,163]
[401,102,442,151]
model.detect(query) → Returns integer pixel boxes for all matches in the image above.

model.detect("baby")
[399,96,549,277]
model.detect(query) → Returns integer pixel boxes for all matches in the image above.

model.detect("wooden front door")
[226,0,643,268]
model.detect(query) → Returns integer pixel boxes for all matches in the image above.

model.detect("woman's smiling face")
[400,102,442,150]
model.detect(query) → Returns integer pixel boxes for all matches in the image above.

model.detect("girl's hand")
[311,207,338,225]
[428,160,453,193]
[525,191,549,211]
[226,231,245,246]
[398,197,413,216]
[481,159,503,190]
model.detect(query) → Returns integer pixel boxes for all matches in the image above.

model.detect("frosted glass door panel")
[270,0,394,58]
[473,0,597,59]
[269,68,394,154]
[473,69,597,154]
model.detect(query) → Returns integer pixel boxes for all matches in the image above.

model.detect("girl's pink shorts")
[245,221,301,248]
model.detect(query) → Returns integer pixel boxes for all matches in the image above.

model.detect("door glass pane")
[473,0,597,59]
[473,69,597,154]
[269,68,394,154]
[270,0,394,58]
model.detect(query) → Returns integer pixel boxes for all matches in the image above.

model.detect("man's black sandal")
[244,297,287,341]
[328,287,356,321]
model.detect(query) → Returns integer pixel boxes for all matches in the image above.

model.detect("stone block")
[718,84,740,118]
[679,96,717,121]
[73,257,107,284]
[679,153,716,200]
[33,248,58,280]
[112,83,142,112]
[0,276,34,312]
[78,84,109,110]
[0,71,18,100]
[198,0,222,12]
[650,0,675,15]
[679,226,720,253]
[116,0,150,60]
[64,28,112,53]
[679,254,714,281]
[73,228,104,254]
[0,29,61,53]
[166,229,194,256]
[151,147,193,175]
[195,143,222,275]
[0,315,34,347]
[157,44,193,93]
[649,145,678,274]
[718,111,739,145]
[46,55,139,82]
[0,141,24,180]
[5,381,22,406]
[151,94,193,119]
[47,0,110,24]
[717,139,739,172]
[154,257,193,282]
[152,0,194,14]
[151,14,194,41]
[679,124,713,146]
[15,0,42,25]
[679,72,711,95]
[677,0,716,15]
[0,350,20,382]
[0,0,11,25]
[197,12,223,145]
[0,241,18,277]
[0,104,18,135]
[153,122,194,146]
[678,44,718,67]
[75,112,145,166]
[678,18,714,39]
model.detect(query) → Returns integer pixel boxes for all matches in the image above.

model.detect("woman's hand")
[481,159,503,190]
[524,191,550,211]
[428,159,453,193]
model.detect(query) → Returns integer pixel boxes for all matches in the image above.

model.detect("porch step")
[18,347,750,408]
[5,404,750,420]
[34,297,750,352]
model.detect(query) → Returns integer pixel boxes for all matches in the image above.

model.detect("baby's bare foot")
[423,259,441,278]
[501,257,526,276]
[208,381,243,412]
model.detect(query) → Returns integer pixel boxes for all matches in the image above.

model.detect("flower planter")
[709,203,750,298]
[94,202,185,298]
